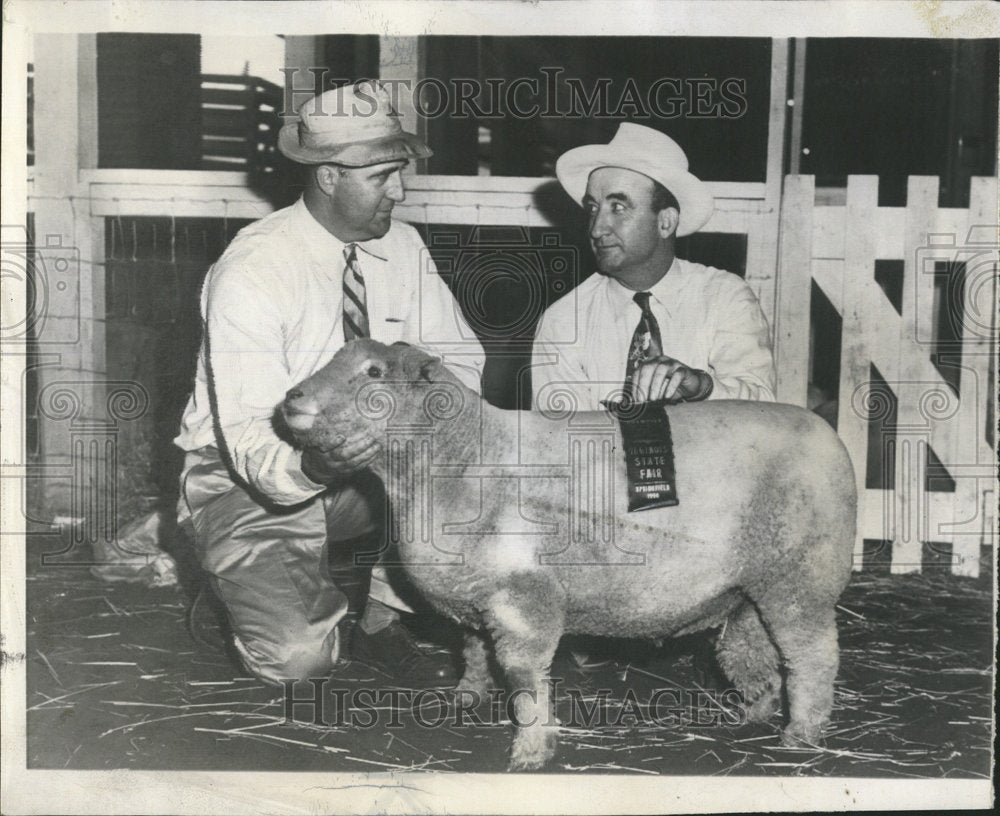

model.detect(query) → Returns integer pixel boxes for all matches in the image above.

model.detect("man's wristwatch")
[690,369,714,401]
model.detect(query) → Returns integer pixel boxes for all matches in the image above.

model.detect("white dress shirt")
[175,197,485,505]
[531,257,776,413]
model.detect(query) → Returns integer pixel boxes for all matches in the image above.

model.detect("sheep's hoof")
[508,728,557,772]
[780,721,823,748]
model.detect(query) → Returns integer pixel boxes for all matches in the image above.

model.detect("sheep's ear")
[402,347,442,382]
[418,357,441,383]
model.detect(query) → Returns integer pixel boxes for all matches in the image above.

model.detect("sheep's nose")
[282,388,320,431]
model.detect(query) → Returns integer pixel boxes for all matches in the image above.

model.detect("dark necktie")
[624,291,663,396]
[342,244,370,340]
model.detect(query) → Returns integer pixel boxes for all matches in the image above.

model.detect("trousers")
[178,446,411,683]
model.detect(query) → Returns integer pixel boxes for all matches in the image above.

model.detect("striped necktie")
[624,291,663,396]
[342,243,370,341]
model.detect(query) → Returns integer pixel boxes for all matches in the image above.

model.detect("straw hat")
[556,123,714,237]
[278,81,432,166]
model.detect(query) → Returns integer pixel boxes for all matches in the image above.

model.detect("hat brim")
[556,145,714,237]
[278,124,433,166]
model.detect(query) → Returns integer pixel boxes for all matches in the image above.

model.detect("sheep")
[280,339,858,771]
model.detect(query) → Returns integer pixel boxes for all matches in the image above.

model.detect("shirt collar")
[648,257,687,308]
[607,257,684,312]
[291,196,390,264]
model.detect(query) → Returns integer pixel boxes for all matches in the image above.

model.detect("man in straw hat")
[175,81,484,686]
[532,123,776,674]
[532,123,776,413]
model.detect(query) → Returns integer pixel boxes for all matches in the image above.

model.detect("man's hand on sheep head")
[300,430,382,485]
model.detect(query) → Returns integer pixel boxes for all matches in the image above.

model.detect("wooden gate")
[775,175,997,577]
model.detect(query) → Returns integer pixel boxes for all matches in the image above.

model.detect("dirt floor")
[24,534,994,777]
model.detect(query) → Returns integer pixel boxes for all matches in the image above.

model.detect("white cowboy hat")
[278,81,432,166]
[555,123,714,237]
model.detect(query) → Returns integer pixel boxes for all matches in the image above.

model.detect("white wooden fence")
[776,175,997,577]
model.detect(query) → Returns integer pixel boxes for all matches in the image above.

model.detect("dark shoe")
[350,621,457,688]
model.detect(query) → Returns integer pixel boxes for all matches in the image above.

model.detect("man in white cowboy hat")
[532,123,775,675]
[532,123,775,413]
[175,81,484,686]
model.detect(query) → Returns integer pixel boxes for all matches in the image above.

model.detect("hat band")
[299,117,403,149]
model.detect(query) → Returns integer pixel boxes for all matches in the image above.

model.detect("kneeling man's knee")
[234,629,340,685]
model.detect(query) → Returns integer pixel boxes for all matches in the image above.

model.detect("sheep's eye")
[367,365,383,378]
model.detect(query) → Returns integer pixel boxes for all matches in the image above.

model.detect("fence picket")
[775,175,814,406]
[837,177,880,567]
[890,178,941,574]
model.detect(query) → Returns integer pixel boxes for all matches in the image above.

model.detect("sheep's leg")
[483,577,565,772]
[754,596,839,745]
[456,629,493,696]
[714,601,781,723]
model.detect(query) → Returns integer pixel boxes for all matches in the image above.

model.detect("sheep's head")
[279,339,465,453]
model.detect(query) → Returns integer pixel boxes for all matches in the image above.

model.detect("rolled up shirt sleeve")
[203,267,326,506]
[704,276,777,402]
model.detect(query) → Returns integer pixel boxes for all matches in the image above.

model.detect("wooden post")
[31,34,108,532]
[744,38,790,338]
[774,174,814,406]
[32,33,86,507]
[837,176,880,567]
[891,177,941,574]
[788,39,807,176]
[1,30,31,765]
